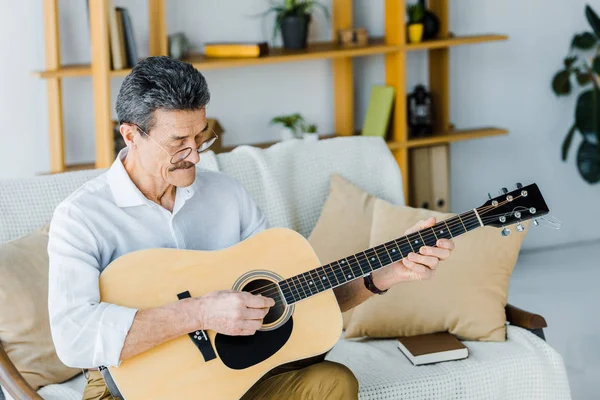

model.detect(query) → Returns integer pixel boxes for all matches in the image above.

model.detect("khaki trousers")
[82,360,358,400]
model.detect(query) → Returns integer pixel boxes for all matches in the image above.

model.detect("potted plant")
[262,0,330,49]
[302,123,319,141]
[551,4,600,184]
[270,113,306,140]
[406,2,425,44]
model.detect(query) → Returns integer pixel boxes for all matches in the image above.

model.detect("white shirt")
[47,149,268,369]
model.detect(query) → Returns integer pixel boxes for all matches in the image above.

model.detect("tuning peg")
[533,219,540,226]
[501,187,508,194]
[515,182,523,189]
[501,227,511,236]
[516,223,526,232]
[488,193,492,200]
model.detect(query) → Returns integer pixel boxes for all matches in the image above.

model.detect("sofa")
[0,136,571,399]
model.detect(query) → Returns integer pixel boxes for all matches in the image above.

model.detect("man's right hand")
[196,290,275,336]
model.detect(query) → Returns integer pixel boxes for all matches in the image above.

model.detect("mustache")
[169,162,195,171]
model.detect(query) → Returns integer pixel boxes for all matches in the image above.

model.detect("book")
[106,0,124,70]
[204,42,269,58]
[115,9,128,68]
[117,7,139,68]
[361,85,396,138]
[397,332,468,366]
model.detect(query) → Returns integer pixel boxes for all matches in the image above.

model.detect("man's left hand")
[371,217,455,291]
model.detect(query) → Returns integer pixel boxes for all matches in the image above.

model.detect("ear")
[120,123,138,147]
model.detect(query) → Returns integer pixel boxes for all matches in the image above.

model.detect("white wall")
[0,0,598,249]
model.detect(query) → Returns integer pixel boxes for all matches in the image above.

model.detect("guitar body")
[99,228,343,400]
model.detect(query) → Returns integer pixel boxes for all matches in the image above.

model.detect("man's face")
[138,108,209,187]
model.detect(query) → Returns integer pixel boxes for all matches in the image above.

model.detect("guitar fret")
[443,220,453,238]
[346,256,362,277]
[279,280,295,304]
[349,255,366,276]
[330,261,348,285]
[310,268,325,292]
[457,214,468,232]
[375,245,392,267]
[385,242,403,262]
[289,275,302,301]
[293,275,308,299]
[325,263,340,286]
[354,253,373,274]
[303,271,317,295]
[363,249,382,271]
[345,257,363,277]
[318,266,333,290]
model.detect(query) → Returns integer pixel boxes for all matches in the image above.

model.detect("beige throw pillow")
[0,229,80,390]
[344,198,529,341]
[307,174,377,327]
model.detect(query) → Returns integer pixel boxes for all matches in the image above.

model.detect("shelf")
[386,127,508,150]
[405,34,508,51]
[112,38,398,76]
[33,64,92,79]
[33,35,508,79]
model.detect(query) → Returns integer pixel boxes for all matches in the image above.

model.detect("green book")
[361,85,396,138]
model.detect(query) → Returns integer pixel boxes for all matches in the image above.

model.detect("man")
[48,56,455,400]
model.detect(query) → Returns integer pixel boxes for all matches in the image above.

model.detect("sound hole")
[241,278,285,325]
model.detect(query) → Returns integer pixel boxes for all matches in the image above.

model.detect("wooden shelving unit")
[35,0,508,204]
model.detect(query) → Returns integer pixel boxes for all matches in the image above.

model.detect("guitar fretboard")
[278,210,482,305]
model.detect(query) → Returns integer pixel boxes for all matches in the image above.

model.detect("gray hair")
[116,56,211,133]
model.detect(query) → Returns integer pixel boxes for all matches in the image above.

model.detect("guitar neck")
[278,209,484,305]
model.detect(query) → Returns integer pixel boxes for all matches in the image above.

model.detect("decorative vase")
[408,23,424,44]
[280,128,296,141]
[302,132,319,141]
[280,14,311,49]
[419,0,440,40]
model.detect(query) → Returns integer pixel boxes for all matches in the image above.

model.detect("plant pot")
[281,14,311,49]
[280,128,296,141]
[302,132,319,141]
[408,23,424,44]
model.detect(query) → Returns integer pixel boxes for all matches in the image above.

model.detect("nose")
[188,148,200,164]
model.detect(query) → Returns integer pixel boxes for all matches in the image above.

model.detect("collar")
[107,147,196,209]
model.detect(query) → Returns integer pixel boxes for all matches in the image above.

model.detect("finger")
[408,252,439,270]
[243,307,269,320]
[242,319,262,333]
[419,246,451,261]
[402,258,427,274]
[436,239,455,251]
[243,293,276,308]
[405,217,437,235]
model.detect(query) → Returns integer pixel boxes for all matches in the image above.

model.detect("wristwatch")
[363,273,388,295]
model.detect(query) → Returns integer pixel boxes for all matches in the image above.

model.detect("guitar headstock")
[477,183,549,233]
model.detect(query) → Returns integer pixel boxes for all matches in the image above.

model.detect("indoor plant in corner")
[302,123,319,141]
[263,0,330,49]
[551,4,600,184]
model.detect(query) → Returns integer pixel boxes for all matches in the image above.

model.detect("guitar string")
[247,201,525,303]
[253,216,488,306]
[246,201,523,301]
[243,202,505,298]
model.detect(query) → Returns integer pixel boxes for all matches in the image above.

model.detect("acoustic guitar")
[98,183,549,399]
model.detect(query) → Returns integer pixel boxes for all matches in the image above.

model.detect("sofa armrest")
[505,304,547,330]
[0,342,42,400]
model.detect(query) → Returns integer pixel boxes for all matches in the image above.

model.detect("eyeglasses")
[130,123,218,164]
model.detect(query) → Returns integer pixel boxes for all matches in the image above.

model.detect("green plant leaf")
[594,55,600,75]
[575,89,600,144]
[562,124,577,161]
[564,56,578,69]
[585,5,600,38]
[572,32,598,49]
[552,70,572,95]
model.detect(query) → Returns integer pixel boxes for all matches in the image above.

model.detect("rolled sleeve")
[48,204,138,369]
